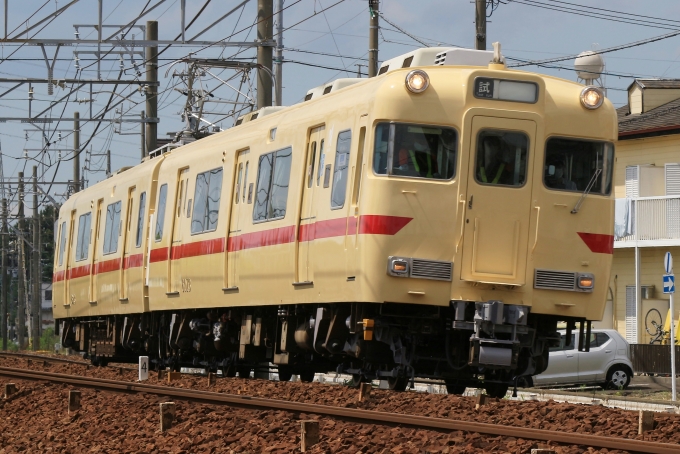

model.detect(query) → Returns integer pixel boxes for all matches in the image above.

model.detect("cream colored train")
[53,47,617,396]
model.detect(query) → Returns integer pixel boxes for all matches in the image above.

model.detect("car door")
[577,332,614,382]
[534,333,577,385]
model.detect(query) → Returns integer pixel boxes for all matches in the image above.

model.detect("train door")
[296,125,325,284]
[346,118,367,279]
[226,150,250,289]
[169,168,189,294]
[460,116,536,285]
[89,199,103,303]
[120,187,135,301]
[63,210,76,306]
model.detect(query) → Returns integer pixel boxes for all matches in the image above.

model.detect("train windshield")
[544,138,613,195]
[373,123,457,180]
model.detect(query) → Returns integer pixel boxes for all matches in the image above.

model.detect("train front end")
[354,49,616,394]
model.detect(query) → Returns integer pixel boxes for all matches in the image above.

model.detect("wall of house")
[643,88,680,113]
[610,246,680,343]
[614,135,680,198]
[629,85,642,115]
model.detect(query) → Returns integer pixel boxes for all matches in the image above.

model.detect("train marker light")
[577,274,594,289]
[388,257,409,276]
[580,86,604,110]
[405,70,429,94]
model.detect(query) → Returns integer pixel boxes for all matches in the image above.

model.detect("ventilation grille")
[534,269,576,291]
[410,259,452,281]
[434,51,447,65]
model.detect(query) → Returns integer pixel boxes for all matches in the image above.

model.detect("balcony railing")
[615,196,680,247]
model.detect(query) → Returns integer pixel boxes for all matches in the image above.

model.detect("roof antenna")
[492,42,503,64]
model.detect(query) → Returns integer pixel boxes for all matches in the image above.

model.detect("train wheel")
[444,380,466,395]
[278,366,293,382]
[484,382,509,399]
[299,370,315,383]
[387,376,408,392]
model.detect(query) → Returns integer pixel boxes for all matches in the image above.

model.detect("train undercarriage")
[58,301,564,398]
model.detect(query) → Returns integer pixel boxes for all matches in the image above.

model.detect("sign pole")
[664,252,676,401]
[671,292,677,401]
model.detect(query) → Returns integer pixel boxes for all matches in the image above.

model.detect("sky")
[2,0,680,209]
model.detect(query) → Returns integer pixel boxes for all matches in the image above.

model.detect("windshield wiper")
[571,168,602,214]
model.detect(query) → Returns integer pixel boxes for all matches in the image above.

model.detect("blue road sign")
[666,252,674,274]
[664,274,675,294]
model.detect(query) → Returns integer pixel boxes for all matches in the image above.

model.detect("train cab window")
[103,201,122,255]
[331,130,352,209]
[135,192,146,248]
[544,138,613,195]
[75,212,92,262]
[58,221,66,266]
[191,168,224,234]
[373,123,457,180]
[155,184,168,242]
[475,130,528,186]
[253,147,293,222]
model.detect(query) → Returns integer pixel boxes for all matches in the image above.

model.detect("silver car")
[528,329,634,389]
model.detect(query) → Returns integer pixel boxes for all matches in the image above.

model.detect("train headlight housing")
[405,70,429,94]
[580,86,604,110]
[577,273,594,290]
[387,256,410,277]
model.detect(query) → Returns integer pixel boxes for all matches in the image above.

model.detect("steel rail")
[0,352,135,370]
[0,366,676,454]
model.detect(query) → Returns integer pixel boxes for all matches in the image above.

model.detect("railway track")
[0,351,137,370]
[0,366,677,454]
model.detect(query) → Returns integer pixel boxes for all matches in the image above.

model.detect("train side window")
[373,123,457,179]
[155,184,168,242]
[58,221,66,266]
[135,192,146,248]
[235,163,243,204]
[243,161,249,203]
[191,168,224,234]
[103,201,122,255]
[475,130,528,186]
[316,140,325,186]
[307,141,317,188]
[544,138,614,195]
[253,147,293,222]
[331,130,352,209]
[75,212,92,262]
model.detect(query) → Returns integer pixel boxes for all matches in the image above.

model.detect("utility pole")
[106,150,111,176]
[17,172,24,350]
[475,0,486,50]
[368,0,379,77]
[146,21,158,154]
[140,110,146,160]
[1,198,6,351]
[32,166,40,350]
[73,112,80,193]
[257,0,273,109]
[274,0,283,106]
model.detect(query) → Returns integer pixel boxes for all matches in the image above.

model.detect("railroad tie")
[3,383,17,399]
[167,372,181,383]
[358,383,372,401]
[475,393,487,410]
[208,372,216,387]
[68,390,81,415]
[159,402,176,432]
[300,420,320,452]
[639,410,655,434]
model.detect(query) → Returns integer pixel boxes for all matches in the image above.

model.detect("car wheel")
[604,365,631,390]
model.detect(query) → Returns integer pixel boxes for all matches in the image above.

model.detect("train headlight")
[387,256,410,277]
[405,70,429,94]
[577,274,594,290]
[580,86,604,110]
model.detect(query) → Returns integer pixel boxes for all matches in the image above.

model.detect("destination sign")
[473,77,538,104]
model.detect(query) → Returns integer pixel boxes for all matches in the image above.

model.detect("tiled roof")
[618,97,680,136]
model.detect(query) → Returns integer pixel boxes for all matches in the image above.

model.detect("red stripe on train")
[227,226,296,252]
[171,238,225,259]
[96,258,121,274]
[124,253,144,269]
[577,232,614,254]
[68,264,91,279]
[150,247,169,263]
[359,215,412,235]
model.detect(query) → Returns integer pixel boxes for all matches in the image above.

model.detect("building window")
[191,168,224,234]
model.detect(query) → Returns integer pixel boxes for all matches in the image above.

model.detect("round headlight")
[580,86,604,110]
[405,70,429,94]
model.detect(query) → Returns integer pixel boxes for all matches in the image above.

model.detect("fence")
[616,196,680,244]
[630,344,680,374]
